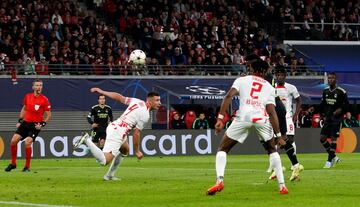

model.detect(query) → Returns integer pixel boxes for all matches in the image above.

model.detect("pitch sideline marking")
[0,201,75,207]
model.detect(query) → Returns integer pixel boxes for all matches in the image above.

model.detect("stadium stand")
[2,0,352,76]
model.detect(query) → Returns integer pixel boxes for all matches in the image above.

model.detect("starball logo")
[0,136,4,158]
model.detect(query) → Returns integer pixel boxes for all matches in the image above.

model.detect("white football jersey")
[113,98,150,130]
[275,82,300,117]
[232,75,276,122]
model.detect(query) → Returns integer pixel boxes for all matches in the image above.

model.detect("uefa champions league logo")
[185,85,226,95]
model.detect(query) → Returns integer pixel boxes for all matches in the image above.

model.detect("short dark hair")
[98,94,105,99]
[251,59,268,73]
[32,79,43,85]
[274,65,286,74]
[328,72,336,77]
[147,92,160,98]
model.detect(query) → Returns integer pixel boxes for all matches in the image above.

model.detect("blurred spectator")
[171,112,187,129]
[206,107,216,129]
[300,106,315,128]
[192,112,210,129]
[35,57,49,75]
[184,110,197,129]
[171,47,186,66]
[148,58,161,75]
[312,113,323,128]
[24,58,35,75]
[342,112,359,128]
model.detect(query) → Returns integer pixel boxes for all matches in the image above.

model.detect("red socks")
[25,147,32,169]
[10,144,17,166]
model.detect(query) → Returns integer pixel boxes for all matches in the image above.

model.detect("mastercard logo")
[337,128,358,153]
[0,136,4,158]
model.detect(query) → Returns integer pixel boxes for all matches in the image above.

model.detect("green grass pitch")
[0,153,359,207]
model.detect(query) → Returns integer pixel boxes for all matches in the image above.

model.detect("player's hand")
[35,123,42,130]
[92,123,98,128]
[333,109,341,117]
[135,151,143,160]
[278,136,286,146]
[90,87,103,94]
[215,120,224,135]
[16,122,21,128]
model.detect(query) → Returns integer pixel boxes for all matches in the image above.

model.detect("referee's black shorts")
[15,121,41,141]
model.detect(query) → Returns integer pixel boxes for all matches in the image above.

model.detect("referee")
[319,72,349,168]
[87,95,113,149]
[5,79,51,172]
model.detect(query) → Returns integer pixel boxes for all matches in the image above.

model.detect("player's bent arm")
[19,105,26,119]
[43,111,52,123]
[90,87,127,104]
[218,88,238,117]
[294,97,302,121]
[266,104,281,136]
[133,128,143,160]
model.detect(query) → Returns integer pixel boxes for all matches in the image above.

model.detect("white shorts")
[102,124,128,156]
[286,116,295,136]
[225,118,274,143]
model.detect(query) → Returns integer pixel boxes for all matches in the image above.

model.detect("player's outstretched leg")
[74,132,106,165]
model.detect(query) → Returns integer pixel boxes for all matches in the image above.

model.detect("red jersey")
[23,93,51,122]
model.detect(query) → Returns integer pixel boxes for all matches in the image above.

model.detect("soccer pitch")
[0,153,359,207]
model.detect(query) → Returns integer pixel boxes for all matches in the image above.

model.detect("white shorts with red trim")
[286,116,295,136]
[103,122,128,156]
[225,118,274,143]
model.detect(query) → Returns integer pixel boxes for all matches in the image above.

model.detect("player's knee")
[262,140,276,154]
[24,139,33,147]
[10,135,21,145]
[320,136,327,143]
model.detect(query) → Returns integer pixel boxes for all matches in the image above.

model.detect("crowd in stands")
[3,0,357,76]
[162,105,360,130]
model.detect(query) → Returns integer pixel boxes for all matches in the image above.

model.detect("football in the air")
[129,49,146,66]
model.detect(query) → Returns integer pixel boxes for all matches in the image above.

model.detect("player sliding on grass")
[74,88,161,180]
[206,60,288,195]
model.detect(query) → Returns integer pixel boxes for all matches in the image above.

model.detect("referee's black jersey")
[320,86,349,121]
[87,105,113,129]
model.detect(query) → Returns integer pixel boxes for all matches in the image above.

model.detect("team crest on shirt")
[34,104,40,111]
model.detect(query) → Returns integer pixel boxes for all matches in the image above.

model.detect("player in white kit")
[74,87,161,180]
[206,60,288,195]
[270,66,304,181]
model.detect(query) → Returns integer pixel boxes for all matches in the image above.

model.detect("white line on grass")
[0,201,75,207]
[36,166,358,172]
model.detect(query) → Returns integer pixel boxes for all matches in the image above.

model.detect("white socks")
[216,151,227,180]
[85,138,106,165]
[269,152,285,188]
[105,153,125,177]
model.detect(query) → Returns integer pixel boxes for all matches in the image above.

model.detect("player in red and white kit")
[5,79,51,172]
[206,60,288,195]
[74,87,161,180]
[270,66,304,181]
